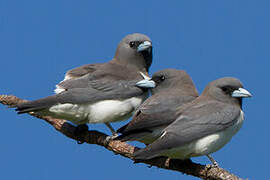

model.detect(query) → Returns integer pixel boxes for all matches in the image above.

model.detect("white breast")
[162,110,244,159]
[87,96,145,123]
[48,95,146,125]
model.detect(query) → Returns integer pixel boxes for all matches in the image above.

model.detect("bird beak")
[136,79,156,88]
[137,41,152,52]
[232,88,252,98]
[136,72,156,88]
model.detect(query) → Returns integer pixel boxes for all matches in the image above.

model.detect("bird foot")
[105,133,119,145]
[211,161,219,168]
[206,155,219,168]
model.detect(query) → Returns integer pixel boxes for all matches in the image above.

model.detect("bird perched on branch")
[14,33,154,141]
[134,77,252,166]
[116,69,199,144]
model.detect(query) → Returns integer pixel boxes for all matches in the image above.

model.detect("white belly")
[162,110,244,159]
[87,97,144,123]
[48,95,146,125]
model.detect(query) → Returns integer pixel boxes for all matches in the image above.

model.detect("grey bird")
[14,33,154,138]
[54,33,152,94]
[115,69,199,144]
[134,77,252,166]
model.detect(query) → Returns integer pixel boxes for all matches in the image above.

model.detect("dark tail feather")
[115,126,152,142]
[115,124,130,141]
[114,131,150,142]
[133,145,163,161]
[133,148,150,160]
[14,95,59,114]
[114,133,131,141]
[16,106,44,114]
[116,124,128,134]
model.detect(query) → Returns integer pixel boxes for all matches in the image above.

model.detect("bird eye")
[129,41,136,48]
[160,75,165,81]
[221,86,231,94]
[221,87,227,91]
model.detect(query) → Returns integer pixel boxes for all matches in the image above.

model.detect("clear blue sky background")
[0,1,269,179]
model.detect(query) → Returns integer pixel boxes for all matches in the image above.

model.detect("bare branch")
[0,94,245,180]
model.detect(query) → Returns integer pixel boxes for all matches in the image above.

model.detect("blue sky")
[0,1,269,179]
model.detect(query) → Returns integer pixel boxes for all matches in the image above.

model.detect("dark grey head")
[202,77,252,107]
[136,69,198,96]
[114,33,152,72]
[150,69,198,95]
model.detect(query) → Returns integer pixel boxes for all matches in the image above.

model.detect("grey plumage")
[63,63,105,81]
[16,79,146,114]
[116,69,199,144]
[15,33,153,130]
[56,33,152,88]
[134,77,251,161]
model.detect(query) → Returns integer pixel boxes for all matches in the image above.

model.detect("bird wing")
[117,92,196,135]
[134,101,240,160]
[64,63,104,80]
[54,63,105,93]
[56,62,143,90]
[16,68,146,113]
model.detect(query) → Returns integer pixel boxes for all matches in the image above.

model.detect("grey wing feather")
[116,92,196,140]
[55,63,104,92]
[57,74,90,90]
[65,63,104,79]
[16,80,145,114]
[134,102,240,160]
[57,63,142,91]
[19,62,146,114]
[139,92,196,115]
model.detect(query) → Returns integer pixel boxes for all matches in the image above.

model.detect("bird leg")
[105,122,117,135]
[206,154,219,167]
[105,123,119,142]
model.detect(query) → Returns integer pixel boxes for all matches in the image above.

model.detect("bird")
[115,69,199,145]
[133,77,252,166]
[54,33,152,94]
[14,33,154,139]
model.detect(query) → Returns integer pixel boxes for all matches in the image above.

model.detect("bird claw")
[211,161,219,168]
[105,133,119,144]
[104,133,119,146]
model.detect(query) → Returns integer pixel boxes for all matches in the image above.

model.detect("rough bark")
[0,94,245,180]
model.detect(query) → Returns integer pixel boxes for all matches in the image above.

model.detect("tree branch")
[0,94,245,180]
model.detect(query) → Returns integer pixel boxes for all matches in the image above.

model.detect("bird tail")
[115,125,152,142]
[114,132,148,142]
[133,147,156,161]
[14,95,59,114]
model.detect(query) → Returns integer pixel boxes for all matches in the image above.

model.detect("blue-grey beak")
[137,41,152,52]
[232,88,252,98]
[136,79,156,88]
[136,72,156,88]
